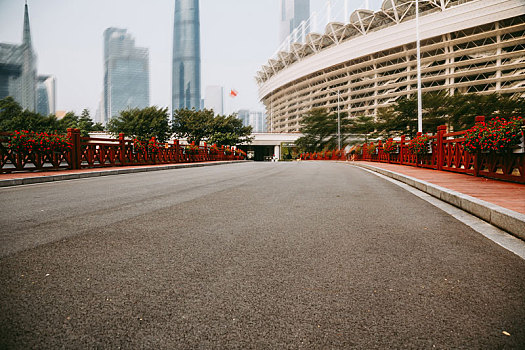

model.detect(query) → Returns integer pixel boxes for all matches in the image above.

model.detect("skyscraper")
[279,0,310,44]
[0,3,37,111]
[103,28,149,123]
[237,109,267,133]
[172,0,201,114]
[204,85,224,115]
[36,75,56,116]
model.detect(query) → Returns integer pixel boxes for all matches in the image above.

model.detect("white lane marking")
[355,166,525,260]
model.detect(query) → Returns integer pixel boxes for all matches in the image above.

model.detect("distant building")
[55,110,67,120]
[0,3,37,111]
[237,109,267,133]
[103,28,149,124]
[172,0,201,113]
[279,0,310,44]
[36,75,55,116]
[204,85,224,115]
[94,93,104,124]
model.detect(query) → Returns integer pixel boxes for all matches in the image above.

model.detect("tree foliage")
[0,96,103,135]
[207,114,253,146]
[374,92,525,138]
[296,109,353,152]
[172,108,252,146]
[172,108,215,144]
[107,106,171,142]
[59,109,104,136]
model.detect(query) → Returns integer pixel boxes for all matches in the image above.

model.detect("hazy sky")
[0,0,379,116]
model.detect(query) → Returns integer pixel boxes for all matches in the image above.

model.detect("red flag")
[229,89,238,98]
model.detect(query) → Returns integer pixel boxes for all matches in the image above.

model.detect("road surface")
[1,162,524,348]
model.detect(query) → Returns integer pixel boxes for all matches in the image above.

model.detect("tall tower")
[103,28,150,123]
[172,0,201,114]
[279,0,310,44]
[20,2,37,112]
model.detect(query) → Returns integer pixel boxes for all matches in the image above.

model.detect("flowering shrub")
[185,144,200,155]
[8,131,72,154]
[408,134,432,155]
[132,139,147,154]
[148,139,160,154]
[367,143,376,155]
[383,140,399,154]
[464,116,523,153]
[224,147,232,155]
[209,144,220,154]
[326,151,332,158]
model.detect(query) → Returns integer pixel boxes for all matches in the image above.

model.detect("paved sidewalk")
[351,161,525,240]
[0,160,248,187]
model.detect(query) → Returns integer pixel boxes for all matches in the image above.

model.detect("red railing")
[301,117,525,184]
[0,129,244,173]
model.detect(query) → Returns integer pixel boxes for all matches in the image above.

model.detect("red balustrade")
[300,117,525,184]
[0,129,245,173]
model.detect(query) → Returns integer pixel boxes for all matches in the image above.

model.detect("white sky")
[0,0,380,116]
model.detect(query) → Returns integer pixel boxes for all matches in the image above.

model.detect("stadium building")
[257,0,525,133]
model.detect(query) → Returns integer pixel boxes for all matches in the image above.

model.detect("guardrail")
[0,129,245,173]
[300,116,525,184]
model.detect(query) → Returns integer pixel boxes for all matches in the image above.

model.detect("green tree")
[107,106,171,142]
[348,115,377,143]
[446,93,525,131]
[207,114,253,146]
[375,92,449,138]
[58,109,104,136]
[172,108,214,144]
[0,96,60,132]
[296,109,352,152]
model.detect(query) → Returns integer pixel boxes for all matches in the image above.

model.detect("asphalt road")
[1,162,524,349]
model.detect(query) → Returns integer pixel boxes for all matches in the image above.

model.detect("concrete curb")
[0,161,249,188]
[351,162,525,241]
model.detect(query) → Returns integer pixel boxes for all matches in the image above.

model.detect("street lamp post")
[337,90,341,150]
[416,0,423,133]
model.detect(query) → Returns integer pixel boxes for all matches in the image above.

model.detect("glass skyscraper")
[172,0,201,113]
[36,75,55,116]
[103,28,149,123]
[279,0,310,44]
[0,3,37,111]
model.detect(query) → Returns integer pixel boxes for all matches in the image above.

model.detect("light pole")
[337,90,341,150]
[416,0,423,133]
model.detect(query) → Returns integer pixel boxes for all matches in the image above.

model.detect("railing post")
[67,128,81,170]
[387,138,393,163]
[119,133,125,165]
[151,137,156,164]
[400,135,405,165]
[437,125,446,171]
[473,116,485,176]
[174,139,180,163]
[204,142,208,161]
[378,140,383,163]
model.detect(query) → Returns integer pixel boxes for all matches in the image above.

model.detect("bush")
[7,130,72,154]
[408,134,432,155]
[464,116,523,153]
[383,140,398,154]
